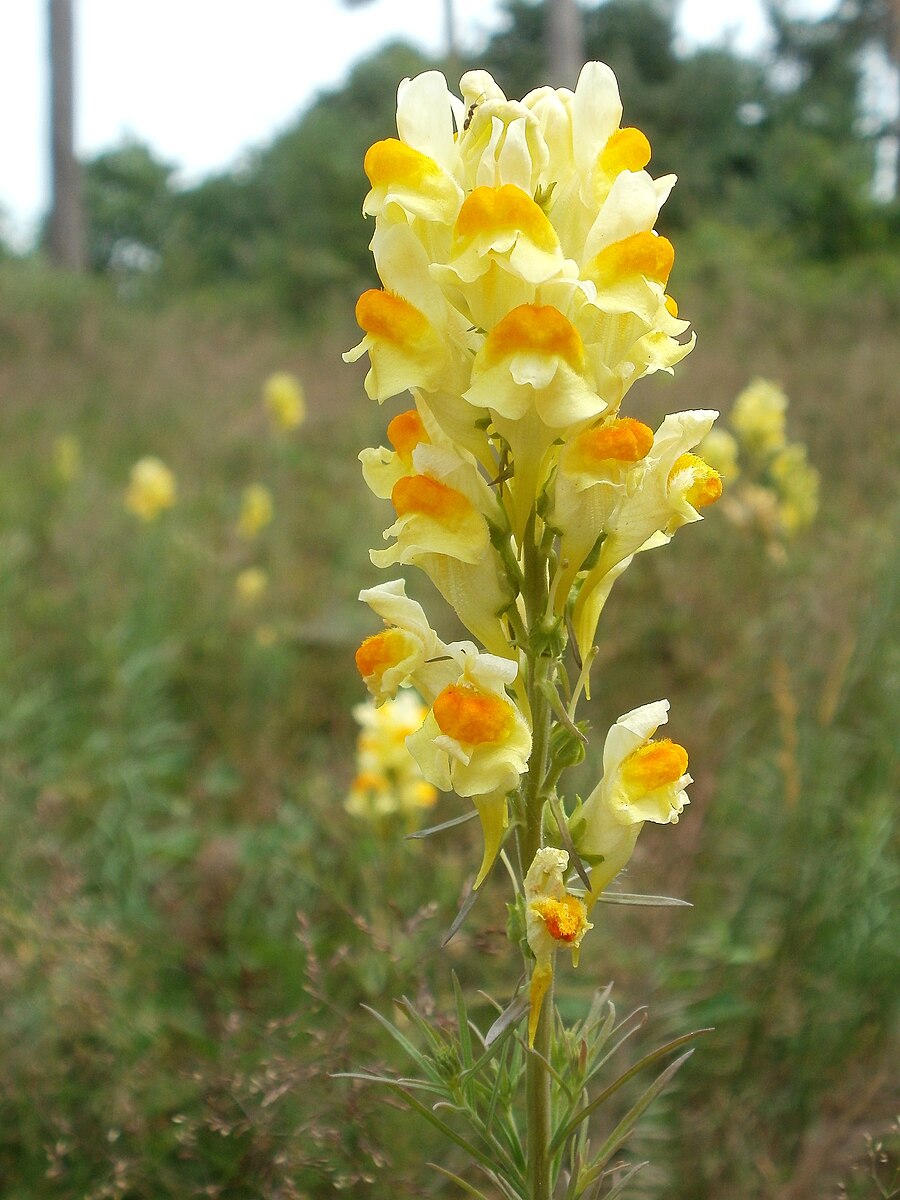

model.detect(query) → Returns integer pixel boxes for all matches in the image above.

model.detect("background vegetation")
[0,0,897,1196]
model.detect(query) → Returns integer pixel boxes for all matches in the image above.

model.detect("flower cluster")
[346,691,438,833]
[263,370,307,432]
[349,63,724,1040]
[700,377,819,546]
[124,456,177,522]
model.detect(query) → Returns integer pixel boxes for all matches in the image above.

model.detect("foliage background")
[1,1,898,1196]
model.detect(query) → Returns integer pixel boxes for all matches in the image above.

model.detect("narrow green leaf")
[595,891,692,907]
[526,1039,576,1101]
[577,1051,694,1188]
[428,1164,494,1200]
[485,991,529,1046]
[380,1081,497,1173]
[551,1030,711,1153]
[406,809,478,839]
[359,1003,438,1082]
[443,884,480,946]
[547,793,592,891]
[587,1159,648,1200]
[452,971,474,1069]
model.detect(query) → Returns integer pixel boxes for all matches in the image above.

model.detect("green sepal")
[534,180,557,212]
[549,718,589,772]
[528,616,566,659]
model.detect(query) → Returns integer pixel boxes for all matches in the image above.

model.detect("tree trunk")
[547,0,585,89]
[48,0,86,270]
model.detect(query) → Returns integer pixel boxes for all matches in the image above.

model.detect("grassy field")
[0,241,897,1198]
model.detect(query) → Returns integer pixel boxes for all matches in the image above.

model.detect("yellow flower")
[549,415,655,609]
[235,567,268,605]
[346,692,437,829]
[124,457,176,521]
[571,700,691,908]
[52,434,82,483]
[731,378,788,458]
[369,445,514,656]
[347,61,695,522]
[237,484,274,539]
[524,848,592,1045]
[356,578,474,706]
[769,443,820,534]
[570,410,721,662]
[263,372,306,431]
[408,651,530,799]
[407,650,532,885]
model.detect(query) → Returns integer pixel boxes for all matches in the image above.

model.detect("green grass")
[0,244,897,1197]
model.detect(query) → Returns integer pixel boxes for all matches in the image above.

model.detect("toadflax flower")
[237,483,274,539]
[346,692,437,832]
[525,847,592,1045]
[730,377,788,457]
[570,409,722,662]
[52,433,82,483]
[124,456,176,521]
[263,371,306,431]
[369,444,515,656]
[235,566,268,605]
[346,62,696,560]
[570,700,691,909]
[355,577,476,707]
[407,649,532,885]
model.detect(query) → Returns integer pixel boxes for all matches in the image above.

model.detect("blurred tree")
[121,0,897,308]
[341,0,459,61]
[758,0,892,253]
[547,0,586,87]
[246,42,432,313]
[163,170,269,289]
[83,141,175,273]
[47,0,86,270]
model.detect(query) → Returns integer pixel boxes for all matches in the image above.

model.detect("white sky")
[1,0,840,248]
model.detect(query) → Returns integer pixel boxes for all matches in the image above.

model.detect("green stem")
[518,507,555,1200]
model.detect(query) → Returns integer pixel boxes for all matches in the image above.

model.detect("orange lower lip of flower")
[572,417,654,470]
[621,738,688,791]
[432,683,514,746]
[599,127,652,175]
[484,304,584,372]
[355,629,409,679]
[387,409,430,464]
[670,453,723,508]
[592,231,675,286]
[364,138,443,190]
[391,473,474,527]
[355,289,430,347]
[533,894,588,944]
[454,184,559,253]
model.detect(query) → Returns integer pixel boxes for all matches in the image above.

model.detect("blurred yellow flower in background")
[124,456,176,521]
[731,378,788,456]
[52,434,82,483]
[263,371,306,431]
[346,691,437,832]
[713,378,819,545]
[770,443,820,533]
[235,567,269,605]
[697,428,740,484]
[237,483,274,539]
